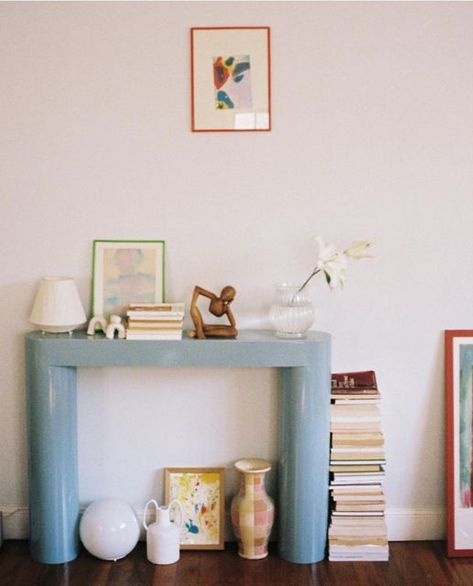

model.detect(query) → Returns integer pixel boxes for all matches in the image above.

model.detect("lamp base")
[31,323,85,334]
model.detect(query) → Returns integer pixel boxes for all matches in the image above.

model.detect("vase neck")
[240,472,267,497]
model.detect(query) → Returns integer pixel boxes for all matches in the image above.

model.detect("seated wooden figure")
[188,285,238,339]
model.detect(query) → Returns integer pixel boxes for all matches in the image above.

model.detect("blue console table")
[25,329,331,565]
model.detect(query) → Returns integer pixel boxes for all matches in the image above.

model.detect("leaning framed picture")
[92,240,165,319]
[446,330,473,556]
[164,467,225,549]
[191,26,271,132]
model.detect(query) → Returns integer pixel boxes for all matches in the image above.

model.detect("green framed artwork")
[164,467,225,550]
[92,240,165,319]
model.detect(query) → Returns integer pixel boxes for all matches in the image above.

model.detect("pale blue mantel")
[25,329,331,564]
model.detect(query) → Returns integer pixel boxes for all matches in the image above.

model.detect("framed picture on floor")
[446,330,473,556]
[164,467,225,549]
[191,26,271,132]
[92,240,165,319]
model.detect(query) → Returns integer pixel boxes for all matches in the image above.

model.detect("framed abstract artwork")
[92,240,165,319]
[164,467,225,549]
[446,330,473,556]
[191,26,271,132]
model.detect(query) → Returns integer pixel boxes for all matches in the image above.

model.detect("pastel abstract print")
[460,345,473,507]
[213,55,252,110]
[103,248,157,316]
[169,472,221,545]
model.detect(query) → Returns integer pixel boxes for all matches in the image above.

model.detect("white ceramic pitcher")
[143,499,183,565]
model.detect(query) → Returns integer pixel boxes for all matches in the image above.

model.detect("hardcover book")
[331,370,378,392]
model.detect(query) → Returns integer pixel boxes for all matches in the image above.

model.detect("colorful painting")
[446,331,473,556]
[164,468,225,549]
[92,240,165,318]
[102,248,156,316]
[191,27,271,131]
[459,345,473,507]
[213,55,252,110]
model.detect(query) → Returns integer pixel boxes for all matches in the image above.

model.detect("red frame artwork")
[191,26,271,132]
[446,330,473,556]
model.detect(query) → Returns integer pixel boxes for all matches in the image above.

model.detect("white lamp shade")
[29,277,87,333]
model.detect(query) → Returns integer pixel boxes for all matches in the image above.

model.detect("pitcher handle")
[143,499,158,530]
[169,499,184,529]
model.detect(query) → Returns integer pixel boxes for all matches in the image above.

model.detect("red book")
[331,371,378,395]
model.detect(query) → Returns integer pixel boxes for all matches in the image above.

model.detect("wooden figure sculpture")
[188,285,238,339]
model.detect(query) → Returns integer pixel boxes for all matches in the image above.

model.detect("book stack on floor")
[328,370,389,562]
[126,303,185,340]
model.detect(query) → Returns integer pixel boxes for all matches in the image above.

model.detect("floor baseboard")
[0,505,445,542]
[385,507,445,540]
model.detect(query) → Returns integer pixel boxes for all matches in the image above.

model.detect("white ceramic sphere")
[79,498,140,561]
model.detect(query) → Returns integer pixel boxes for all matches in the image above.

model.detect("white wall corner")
[386,507,445,541]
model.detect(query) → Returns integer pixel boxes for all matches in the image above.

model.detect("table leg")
[278,361,331,563]
[26,353,80,564]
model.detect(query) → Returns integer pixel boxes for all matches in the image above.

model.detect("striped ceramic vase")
[231,459,275,559]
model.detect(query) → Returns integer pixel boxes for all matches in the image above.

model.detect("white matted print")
[92,240,165,319]
[191,27,271,132]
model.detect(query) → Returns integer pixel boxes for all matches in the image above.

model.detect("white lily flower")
[296,236,373,294]
[344,240,374,260]
[315,236,338,266]
[323,256,347,289]
[314,237,347,289]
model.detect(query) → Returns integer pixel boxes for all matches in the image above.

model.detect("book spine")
[127,313,184,319]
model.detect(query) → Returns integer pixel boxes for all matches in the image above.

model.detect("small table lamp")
[29,276,87,334]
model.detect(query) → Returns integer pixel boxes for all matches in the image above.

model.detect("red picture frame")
[190,26,271,132]
[445,330,473,556]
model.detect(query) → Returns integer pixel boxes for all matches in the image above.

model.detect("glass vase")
[269,283,314,339]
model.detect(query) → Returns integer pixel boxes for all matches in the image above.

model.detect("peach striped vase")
[231,459,275,560]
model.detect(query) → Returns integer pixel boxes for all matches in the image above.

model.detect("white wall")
[1,1,473,540]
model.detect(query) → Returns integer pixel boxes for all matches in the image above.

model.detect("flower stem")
[297,269,320,293]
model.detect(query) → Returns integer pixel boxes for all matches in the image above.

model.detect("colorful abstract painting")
[102,248,157,317]
[92,240,165,318]
[446,331,473,555]
[191,27,270,131]
[165,468,224,549]
[460,345,473,507]
[213,55,252,110]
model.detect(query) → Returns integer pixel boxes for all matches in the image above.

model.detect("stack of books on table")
[328,370,389,562]
[126,303,185,340]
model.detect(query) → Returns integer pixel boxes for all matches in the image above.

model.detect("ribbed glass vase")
[269,283,314,339]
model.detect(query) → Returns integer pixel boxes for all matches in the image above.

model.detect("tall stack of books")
[328,370,389,562]
[126,303,185,340]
